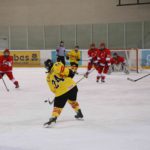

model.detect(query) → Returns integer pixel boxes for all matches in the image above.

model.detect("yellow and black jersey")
[46,62,76,97]
[67,50,81,64]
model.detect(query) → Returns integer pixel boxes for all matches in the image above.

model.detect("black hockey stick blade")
[127,73,150,82]
[127,77,136,82]
[44,99,54,105]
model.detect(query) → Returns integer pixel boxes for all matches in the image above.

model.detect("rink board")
[0,49,150,69]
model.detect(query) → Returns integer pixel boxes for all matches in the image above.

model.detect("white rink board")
[40,49,147,68]
[0,68,150,150]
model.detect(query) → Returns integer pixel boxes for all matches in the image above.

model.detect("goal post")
[110,49,140,73]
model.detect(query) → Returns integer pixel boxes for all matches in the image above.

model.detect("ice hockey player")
[84,43,99,78]
[110,52,129,74]
[56,41,66,65]
[66,45,81,74]
[97,43,111,83]
[44,59,83,127]
[0,48,19,88]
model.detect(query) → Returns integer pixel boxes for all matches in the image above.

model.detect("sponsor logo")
[0,50,40,66]
[141,50,150,67]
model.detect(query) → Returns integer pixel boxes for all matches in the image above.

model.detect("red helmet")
[90,43,95,49]
[4,48,10,53]
[100,42,105,50]
[100,42,105,47]
[3,48,10,57]
[113,52,118,58]
[113,52,118,56]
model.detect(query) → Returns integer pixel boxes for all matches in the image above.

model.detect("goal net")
[110,49,141,73]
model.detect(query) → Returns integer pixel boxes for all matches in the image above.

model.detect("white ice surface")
[0,68,150,150]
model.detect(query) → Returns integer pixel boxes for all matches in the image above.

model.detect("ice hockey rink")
[0,68,150,150]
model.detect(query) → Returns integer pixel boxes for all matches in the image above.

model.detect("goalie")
[109,52,129,74]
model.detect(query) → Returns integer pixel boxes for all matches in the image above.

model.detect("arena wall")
[0,0,150,26]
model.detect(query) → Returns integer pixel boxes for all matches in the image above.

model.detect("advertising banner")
[0,50,40,67]
[141,49,150,68]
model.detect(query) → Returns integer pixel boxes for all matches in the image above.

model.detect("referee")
[56,41,66,65]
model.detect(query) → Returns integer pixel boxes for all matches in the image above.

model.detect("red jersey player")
[111,53,126,65]
[85,43,99,78]
[97,43,111,83]
[110,52,129,74]
[0,48,19,88]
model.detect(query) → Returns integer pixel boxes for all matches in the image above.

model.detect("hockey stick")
[44,99,54,105]
[44,75,85,105]
[2,77,9,92]
[75,72,85,76]
[127,73,150,82]
[79,59,89,62]
[76,68,95,84]
[44,75,84,105]
[45,68,95,105]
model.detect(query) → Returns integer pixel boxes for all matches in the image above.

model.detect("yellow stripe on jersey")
[46,62,76,97]
[67,50,80,64]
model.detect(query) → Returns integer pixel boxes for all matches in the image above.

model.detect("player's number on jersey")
[52,75,64,89]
